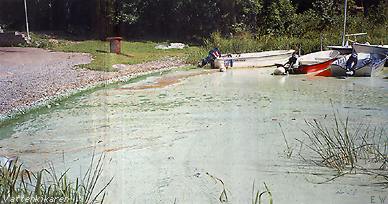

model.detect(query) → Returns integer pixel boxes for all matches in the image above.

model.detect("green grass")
[30,33,201,71]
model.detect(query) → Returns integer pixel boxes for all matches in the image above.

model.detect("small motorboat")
[327,53,387,77]
[352,43,388,56]
[353,43,388,67]
[289,50,340,74]
[214,50,294,69]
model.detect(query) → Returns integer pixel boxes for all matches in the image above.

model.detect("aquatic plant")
[279,123,294,159]
[206,172,273,204]
[300,112,388,184]
[206,172,229,203]
[302,116,357,171]
[252,182,273,204]
[0,154,113,204]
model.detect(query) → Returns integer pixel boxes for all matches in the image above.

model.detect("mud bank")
[0,68,387,203]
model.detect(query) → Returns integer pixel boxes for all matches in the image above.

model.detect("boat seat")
[315,57,331,61]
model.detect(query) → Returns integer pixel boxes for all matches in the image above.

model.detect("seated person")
[284,52,299,73]
[346,49,358,76]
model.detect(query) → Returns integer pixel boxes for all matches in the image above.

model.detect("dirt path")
[0,47,186,119]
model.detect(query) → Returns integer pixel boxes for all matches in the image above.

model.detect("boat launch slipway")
[215,50,294,69]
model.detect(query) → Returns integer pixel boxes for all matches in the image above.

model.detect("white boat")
[330,53,387,77]
[214,50,294,69]
[352,43,388,56]
[353,43,388,67]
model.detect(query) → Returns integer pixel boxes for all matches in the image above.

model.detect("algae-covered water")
[0,68,387,203]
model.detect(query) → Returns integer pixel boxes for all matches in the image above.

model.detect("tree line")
[0,0,386,40]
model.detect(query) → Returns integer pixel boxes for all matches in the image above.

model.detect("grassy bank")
[30,33,200,71]
[29,24,388,70]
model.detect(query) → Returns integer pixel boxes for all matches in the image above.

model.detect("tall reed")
[301,112,387,182]
[0,154,113,204]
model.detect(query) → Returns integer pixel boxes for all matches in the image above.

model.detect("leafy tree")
[258,0,296,35]
[366,0,387,25]
[0,0,386,39]
[107,0,141,35]
[312,0,335,29]
[235,0,262,33]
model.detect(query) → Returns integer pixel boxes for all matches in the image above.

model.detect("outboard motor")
[198,48,221,68]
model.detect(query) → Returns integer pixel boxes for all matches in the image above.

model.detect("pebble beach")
[0,47,186,120]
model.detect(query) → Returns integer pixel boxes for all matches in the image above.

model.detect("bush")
[201,16,387,55]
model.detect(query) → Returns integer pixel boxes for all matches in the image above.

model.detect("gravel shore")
[0,47,187,121]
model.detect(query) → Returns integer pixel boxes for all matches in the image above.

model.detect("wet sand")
[0,68,387,203]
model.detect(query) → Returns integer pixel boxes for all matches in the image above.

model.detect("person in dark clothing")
[284,52,299,74]
[346,49,358,76]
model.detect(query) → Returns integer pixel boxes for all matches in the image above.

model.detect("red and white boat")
[290,50,340,74]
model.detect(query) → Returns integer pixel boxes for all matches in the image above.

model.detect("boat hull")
[353,43,388,56]
[329,54,387,77]
[215,50,294,68]
[291,58,338,74]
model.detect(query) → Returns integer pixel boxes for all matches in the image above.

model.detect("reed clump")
[301,112,388,183]
[0,154,112,204]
